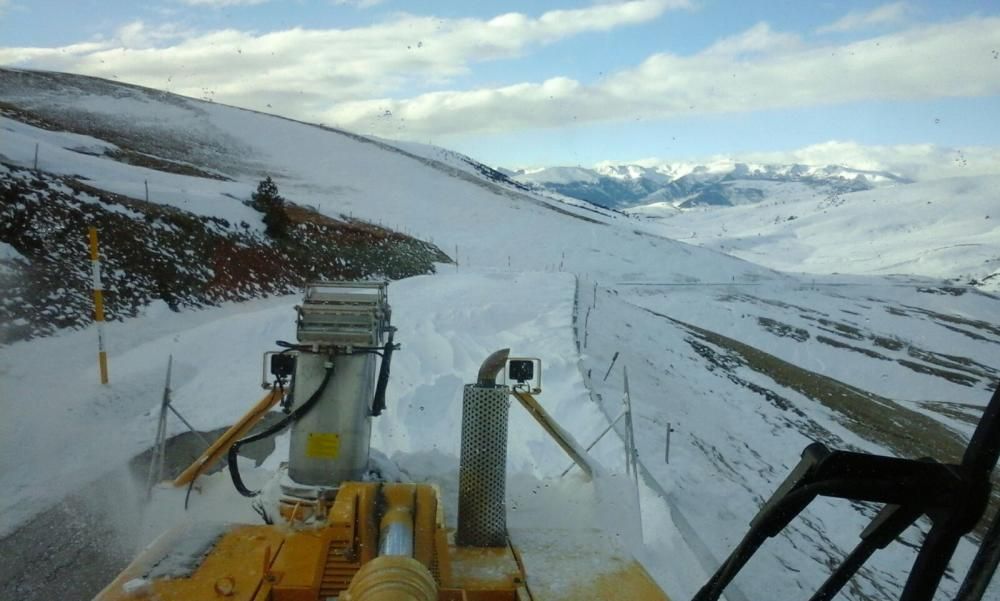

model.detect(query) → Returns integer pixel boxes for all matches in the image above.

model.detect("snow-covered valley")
[1,68,999,601]
[631,176,1000,291]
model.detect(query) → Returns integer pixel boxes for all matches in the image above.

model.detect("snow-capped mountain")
[508,160,910,209]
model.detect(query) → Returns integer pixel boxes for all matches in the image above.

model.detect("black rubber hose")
[229,360,335,498]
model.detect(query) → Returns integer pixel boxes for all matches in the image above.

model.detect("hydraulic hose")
[228,359,335,498]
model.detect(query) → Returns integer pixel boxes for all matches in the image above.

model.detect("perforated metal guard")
[456,384,510,547]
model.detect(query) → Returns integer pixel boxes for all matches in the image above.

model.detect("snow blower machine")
[92,282,670,601]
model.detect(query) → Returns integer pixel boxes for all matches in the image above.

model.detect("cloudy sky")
[1,0,999,177]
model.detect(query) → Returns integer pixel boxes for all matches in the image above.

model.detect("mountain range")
[505,161,911,209]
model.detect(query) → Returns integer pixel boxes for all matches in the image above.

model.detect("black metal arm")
[694,382,1000,601]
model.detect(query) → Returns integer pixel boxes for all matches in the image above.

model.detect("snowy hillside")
[0,68,767,286]
[632,175,1000,290]
[2,68,999,601]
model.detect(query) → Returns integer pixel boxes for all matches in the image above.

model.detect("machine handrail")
[694,382,1000,601]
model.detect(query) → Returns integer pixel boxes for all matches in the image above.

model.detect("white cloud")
[317,17,1000,139]
[115,21,192,49]
[0,0,22,18]
[701,22,802,56]
[0,40,109,64]
[180,0,271,6]
[817,2,909,34]
[331,0,385,8]
[0,1,687,113]
[1,6,997,151]
[735,141,1000,181]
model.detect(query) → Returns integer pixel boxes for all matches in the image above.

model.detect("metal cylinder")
[380,484,416,557]
[342,556,437,601]
[288,351,376,486]
[456,384,510,547]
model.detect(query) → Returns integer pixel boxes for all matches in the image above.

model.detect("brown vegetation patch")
[0,162,449,343]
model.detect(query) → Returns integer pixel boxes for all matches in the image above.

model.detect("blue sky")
[1,1,999,175]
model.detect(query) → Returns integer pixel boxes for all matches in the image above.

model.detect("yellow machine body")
[93,482,669,601]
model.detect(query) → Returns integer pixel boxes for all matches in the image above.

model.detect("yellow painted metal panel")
[92,482,673,601]
[448,546,522,593]
[306,432,341,458]
[92,525,284,601]
[535,562,670,601]
[270,530,327,601]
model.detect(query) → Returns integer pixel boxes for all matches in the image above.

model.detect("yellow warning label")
[306,433,341,459]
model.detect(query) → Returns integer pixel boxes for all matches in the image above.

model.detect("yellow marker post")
[89,227,109,384]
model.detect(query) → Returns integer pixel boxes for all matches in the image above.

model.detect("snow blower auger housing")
[93,282,671,601]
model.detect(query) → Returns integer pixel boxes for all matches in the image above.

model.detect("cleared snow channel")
[0,271,706,598]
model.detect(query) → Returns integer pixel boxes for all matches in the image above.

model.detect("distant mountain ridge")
[507,161,911,209]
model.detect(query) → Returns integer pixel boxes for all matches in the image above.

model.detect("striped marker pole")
[89,227,109,384]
